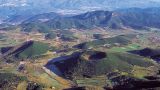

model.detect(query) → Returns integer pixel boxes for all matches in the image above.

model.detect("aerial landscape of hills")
[1,0,160,90]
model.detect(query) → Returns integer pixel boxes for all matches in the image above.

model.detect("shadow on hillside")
[128,48,160,62]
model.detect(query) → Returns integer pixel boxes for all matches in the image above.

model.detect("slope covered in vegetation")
[0,41,49,59]
[46,50,156,80]
[74,34,136,49]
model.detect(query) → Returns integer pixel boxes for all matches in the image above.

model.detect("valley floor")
[0,28,160,90]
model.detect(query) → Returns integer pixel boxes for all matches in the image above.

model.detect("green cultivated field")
[19,41,49,58]
[110,44,141,52]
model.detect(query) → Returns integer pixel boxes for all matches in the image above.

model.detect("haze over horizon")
[1,0,160,19]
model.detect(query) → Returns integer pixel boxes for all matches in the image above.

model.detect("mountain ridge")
[20,7,160,32]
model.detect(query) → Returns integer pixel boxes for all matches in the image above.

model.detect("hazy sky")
[1,0,160,18]
[1,0,160,8]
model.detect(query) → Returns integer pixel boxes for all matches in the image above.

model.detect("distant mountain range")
[1,0,160,21]
[19,7,160,32]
